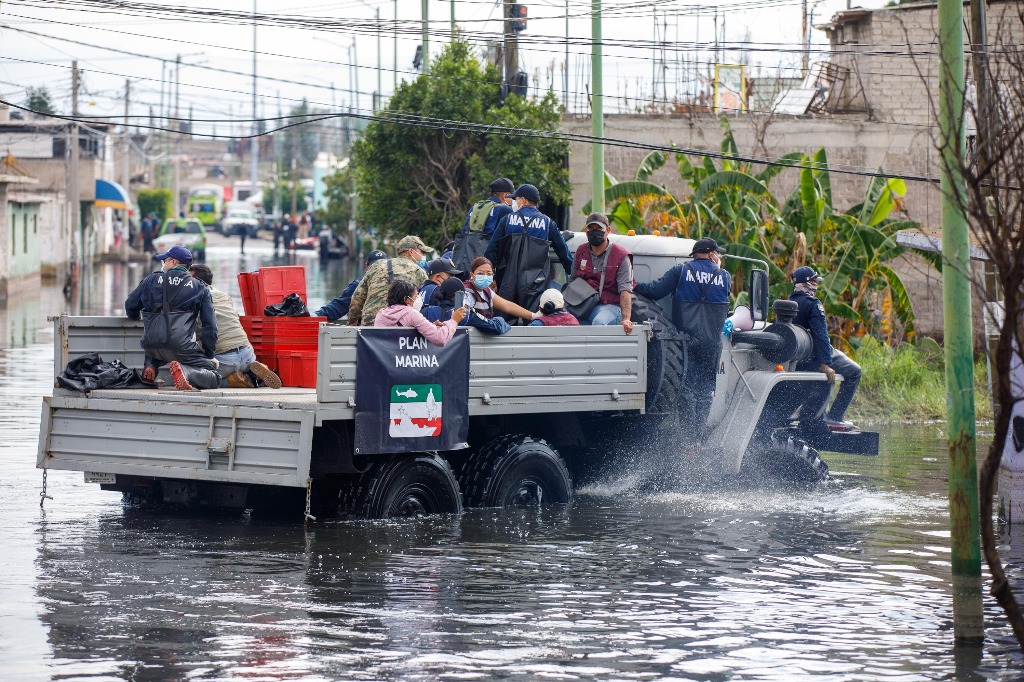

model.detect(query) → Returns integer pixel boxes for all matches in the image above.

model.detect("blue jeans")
[586,304,622,326]
[827,349,862,421]
[214,345,256,387]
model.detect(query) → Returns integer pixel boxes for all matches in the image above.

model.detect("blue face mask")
[474,274,493,289]
[417,258,427,269]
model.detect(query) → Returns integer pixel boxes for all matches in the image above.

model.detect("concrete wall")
[560,112,954,339]
[7,201,41,282]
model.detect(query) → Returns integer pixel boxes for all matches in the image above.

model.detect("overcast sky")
[0,0,889,137]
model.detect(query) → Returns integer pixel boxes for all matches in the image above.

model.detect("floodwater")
[2,236,1023,680]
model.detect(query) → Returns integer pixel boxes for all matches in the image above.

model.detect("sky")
[0,0,892,138]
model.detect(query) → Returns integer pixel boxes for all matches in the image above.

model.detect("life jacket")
[463,281,495,319]
[573,242,633,305]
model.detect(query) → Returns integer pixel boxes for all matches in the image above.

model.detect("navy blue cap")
[365,250,388,266]
[692,237,725,255]
[792,266,825,283]
[154,245,193,263]
[489,177,515,193]
[511,183,540,204]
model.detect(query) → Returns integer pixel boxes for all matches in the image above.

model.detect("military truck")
[36,234,877,519]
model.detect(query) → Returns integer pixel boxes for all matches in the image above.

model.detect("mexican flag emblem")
[389,384,442,438]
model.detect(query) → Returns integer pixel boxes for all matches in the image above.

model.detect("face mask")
[474,274,493,289]
[806,281,819,295]
[409,294,423,312]
[586,229,606,247]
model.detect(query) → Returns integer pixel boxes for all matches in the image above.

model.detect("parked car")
[221,205,260,238]
[153,218,206,260]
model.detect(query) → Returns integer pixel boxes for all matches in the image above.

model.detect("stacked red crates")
[237,266,322,388]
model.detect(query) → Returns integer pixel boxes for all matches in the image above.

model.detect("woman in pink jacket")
[374,279,467,346]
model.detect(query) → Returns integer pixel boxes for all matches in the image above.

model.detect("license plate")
[84,471,116,484]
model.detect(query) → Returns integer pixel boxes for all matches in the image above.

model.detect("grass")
[846,336,993,422]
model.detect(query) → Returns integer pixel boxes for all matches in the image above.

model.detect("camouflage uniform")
[348,236,433,325]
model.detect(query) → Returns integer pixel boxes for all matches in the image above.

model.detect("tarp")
[95,179,131,211]
[354,328,470,455]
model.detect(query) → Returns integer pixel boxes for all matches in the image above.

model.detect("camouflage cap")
[395,235,435,253]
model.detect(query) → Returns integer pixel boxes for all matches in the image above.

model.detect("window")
[33,214,38,235]
[10,214,14,255]
[23,213,28,254]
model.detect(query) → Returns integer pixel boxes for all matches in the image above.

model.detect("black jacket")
[125,266,217,358]
[789,289,833,365]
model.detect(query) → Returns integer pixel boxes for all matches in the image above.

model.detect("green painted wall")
[8,202,41,280]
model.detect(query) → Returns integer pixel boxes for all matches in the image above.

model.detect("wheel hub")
[508,479,544,507]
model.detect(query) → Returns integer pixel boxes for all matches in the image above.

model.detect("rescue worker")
[452,177,515,273]
[789,265,862,431]
[347,236,432,326]
[484,183,573,313]
[567,212,634,334]
[420,257,464,304]
[634,237,731,436]
[124,245,221,391]
[315,250,388,321]
[188,264,282,389]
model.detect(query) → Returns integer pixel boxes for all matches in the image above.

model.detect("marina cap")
[691,237,725,255]
[396,235,435,253]
[792,266,825,283]
[365,250,388,266]
[489,177,515,193]
[511,184,541,204]
[428,258,464,277]
[154,245,193,263]
[584,212,610,230]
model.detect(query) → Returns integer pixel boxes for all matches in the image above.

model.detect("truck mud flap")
[801,428,880,457]
[38,395,314,488]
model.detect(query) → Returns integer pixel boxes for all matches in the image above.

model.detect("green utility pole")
[421,0,429,74]
[451,0,456,37]
[591,0,604,214]
[937,0,983,643]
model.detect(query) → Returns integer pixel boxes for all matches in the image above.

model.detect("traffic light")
[511,4,527,32]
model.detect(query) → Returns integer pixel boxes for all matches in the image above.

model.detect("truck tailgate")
[39,391,315,488]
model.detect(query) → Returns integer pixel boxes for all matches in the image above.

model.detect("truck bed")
[40,316,648,488]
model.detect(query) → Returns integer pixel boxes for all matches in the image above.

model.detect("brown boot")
[248,361,283,389]
[226,370,255,388]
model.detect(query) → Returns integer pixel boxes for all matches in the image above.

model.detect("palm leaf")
[878,263,916,332]
[824,300,864,323]
[580,180,673,215]
[635,150,667,181]
[812,148,832,213]
[799,158,818,233]
[725,242,787,281]
[755,152,804,185]
[693,171,772,203]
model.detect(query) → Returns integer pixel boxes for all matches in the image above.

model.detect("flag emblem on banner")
[389,384,443,437]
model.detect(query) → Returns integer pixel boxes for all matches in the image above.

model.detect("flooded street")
[2,236,1023,680]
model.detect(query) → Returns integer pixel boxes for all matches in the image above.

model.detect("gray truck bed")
[39,316,648,488]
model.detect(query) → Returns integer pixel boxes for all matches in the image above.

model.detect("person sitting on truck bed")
[464,257,537,329]
[426,275,515,335]
[567,212,634,334]
[419,257,464,304]
[529,289,579,326]
[634,237,731,437]
[315,250,388,321]
[124,245,221,391]
[348,236,432,327]
[375,279,467,346]
[188,264,282,389]
[788,265,862,432]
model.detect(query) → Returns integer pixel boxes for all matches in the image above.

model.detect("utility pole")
[158,59,166,189]
[450,0,455,38]
[421,0,429,74]
[969,0,991,167]
[291,157,298,215]
[564,0,569,109]
[937,0,983,644]
[394,0,398,90]
[503,0,518,85]
[70,60,80,268]
[801,0,809,78]
[122,79,131,263]
[591,0,604,214]
[174,54,181,217]
[377,7,382,110]
[251,1,260,211]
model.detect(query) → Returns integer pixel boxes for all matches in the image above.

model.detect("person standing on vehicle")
[485,183,573,313]
[347,236,432,326]
[634,237,731,435]
[124,245,221,391]
[451,177,515,273]
[788,265,862,431]
[188,264,282,389]
[315,250,388,322]
[567,212,634,334]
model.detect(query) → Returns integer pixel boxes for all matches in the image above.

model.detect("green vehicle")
[187,185,223,229]
[153,218,206,260]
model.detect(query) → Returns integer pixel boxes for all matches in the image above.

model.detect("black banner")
[354,328,470,455]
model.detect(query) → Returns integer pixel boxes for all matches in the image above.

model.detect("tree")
[24,86,56,116]
[351,39,569,248]
[318,164,354,230]
[262,181,307,215]
[136,189,173,221]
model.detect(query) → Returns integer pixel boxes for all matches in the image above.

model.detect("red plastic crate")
[251,266,307,312]
[275,349,318,388]
[240,316,324,366]
[237,272,258,316]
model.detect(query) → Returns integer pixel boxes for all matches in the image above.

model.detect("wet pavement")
[2,235,1023,680]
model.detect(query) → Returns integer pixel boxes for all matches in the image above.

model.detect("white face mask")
[410,293,424,312]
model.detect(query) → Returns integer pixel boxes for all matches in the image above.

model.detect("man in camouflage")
[347,235,433,326]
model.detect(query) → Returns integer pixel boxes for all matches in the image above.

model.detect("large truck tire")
[631,295,685,418]
[338,453,463,519]
[460,434,572,508]
[746,432,829,483]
